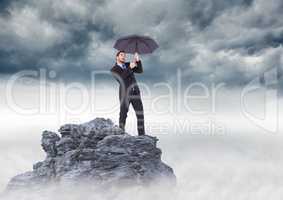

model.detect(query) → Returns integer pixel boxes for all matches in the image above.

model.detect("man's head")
[116,50,126,63]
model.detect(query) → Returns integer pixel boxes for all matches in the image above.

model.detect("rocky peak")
[4,117,176,193]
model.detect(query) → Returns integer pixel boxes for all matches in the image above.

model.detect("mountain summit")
[4,118,176,193]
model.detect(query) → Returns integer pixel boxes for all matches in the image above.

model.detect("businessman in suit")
[110,50,145,136]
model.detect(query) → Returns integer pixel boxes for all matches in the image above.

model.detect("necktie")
[122,63,126,69]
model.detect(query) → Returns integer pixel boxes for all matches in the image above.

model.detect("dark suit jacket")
[110,60,143,101]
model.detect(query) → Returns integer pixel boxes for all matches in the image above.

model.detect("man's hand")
[129,52,140,69]
[134,52,140,62]
[130,62,137,69]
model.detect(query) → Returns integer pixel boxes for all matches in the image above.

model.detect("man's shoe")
[138,133,146,136]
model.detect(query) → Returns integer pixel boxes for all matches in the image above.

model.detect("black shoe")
[138,131,146,135]
[140,134,146,137]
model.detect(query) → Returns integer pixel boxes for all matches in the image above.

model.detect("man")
[110,50,145,136]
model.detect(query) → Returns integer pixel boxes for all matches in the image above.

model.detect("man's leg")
[131,94,145,135]
[119,96,130,131]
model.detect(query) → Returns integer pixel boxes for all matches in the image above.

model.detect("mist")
[1,80,283,199]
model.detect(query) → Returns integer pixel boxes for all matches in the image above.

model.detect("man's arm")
[110,65,133,82]
[132,60,143,73]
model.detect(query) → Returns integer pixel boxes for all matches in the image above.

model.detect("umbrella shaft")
[135,42,138,53]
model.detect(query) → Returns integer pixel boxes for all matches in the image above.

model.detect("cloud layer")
[0,0,282,86]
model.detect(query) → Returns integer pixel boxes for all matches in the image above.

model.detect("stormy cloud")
[0,0,282,87]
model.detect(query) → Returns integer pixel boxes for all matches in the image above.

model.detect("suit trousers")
[119,88,145,135]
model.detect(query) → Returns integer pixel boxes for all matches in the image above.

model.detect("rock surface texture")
[4,118,176,192]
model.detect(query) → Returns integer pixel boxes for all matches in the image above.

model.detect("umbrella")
[113,34,159,54]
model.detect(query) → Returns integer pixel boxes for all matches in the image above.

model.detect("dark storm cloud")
[0,0,16,13]
[183,0,254,29]
[0,0,282,87]
[236,30,283,55]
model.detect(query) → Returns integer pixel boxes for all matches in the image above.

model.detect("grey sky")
[0,0,282,87]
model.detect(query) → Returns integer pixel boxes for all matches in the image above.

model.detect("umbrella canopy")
[113,34,159,54]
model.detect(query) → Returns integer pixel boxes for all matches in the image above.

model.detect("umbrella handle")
[135,41,138,54]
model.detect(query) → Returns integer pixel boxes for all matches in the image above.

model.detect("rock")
[4,117,176,193]
[41,131,60,157]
